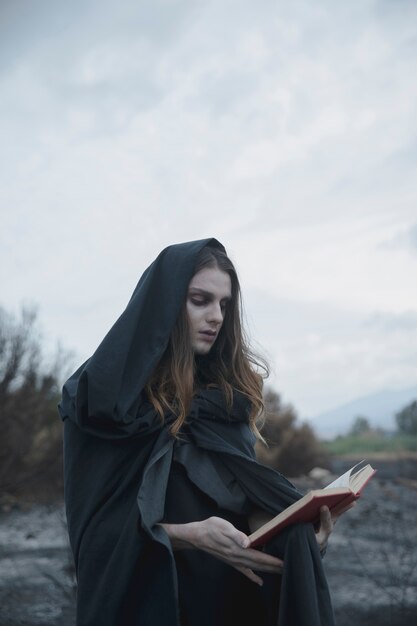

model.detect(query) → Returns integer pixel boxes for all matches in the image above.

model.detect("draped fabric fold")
[58,239,335,626]
[62,387,335,626]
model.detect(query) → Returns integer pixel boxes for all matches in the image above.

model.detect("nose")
[206,301,224,325]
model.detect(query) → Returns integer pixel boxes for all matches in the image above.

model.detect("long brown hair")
[145,245,269,438]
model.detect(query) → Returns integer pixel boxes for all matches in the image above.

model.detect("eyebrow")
[188,288,232,301]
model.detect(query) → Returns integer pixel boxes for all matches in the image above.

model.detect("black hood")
[58,238,225,432]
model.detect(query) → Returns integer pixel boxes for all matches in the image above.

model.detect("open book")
[248,461,376,548]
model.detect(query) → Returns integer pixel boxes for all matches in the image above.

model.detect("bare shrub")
[0,304,72,500]
[256,388,328,476]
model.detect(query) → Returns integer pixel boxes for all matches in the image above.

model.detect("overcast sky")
[1,0,416,421]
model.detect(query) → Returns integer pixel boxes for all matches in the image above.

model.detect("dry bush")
[0,305,71,500]
[256,388,328,476]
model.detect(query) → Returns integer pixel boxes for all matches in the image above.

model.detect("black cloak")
[58,238,335,626]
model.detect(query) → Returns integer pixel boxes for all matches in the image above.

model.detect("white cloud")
[0,0,416,416]
[244,289,417,417]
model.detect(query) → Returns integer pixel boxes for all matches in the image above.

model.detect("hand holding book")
[314,499,356,553]
[248,461,376,548]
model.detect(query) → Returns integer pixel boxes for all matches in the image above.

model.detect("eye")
[190,297,208,306]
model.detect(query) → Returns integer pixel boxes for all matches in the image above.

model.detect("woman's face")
[186,266,232,354]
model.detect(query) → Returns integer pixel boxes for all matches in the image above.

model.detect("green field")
[322,434,417,455]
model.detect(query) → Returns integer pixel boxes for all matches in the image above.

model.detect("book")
[248,461,376,548]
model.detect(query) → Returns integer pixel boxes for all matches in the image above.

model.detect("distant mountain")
[307,385,417,439]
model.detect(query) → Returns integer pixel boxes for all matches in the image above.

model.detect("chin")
[193,342,213,355]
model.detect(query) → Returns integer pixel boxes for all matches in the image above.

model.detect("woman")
[59,238,341,626]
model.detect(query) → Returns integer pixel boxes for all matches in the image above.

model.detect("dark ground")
[1,457,416,626]
[322,456,417,626]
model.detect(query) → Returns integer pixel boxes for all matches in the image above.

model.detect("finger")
[211,544,284,573]
[237,560,283,574]
[211,517,251,549]
[230,530,250,549]
[228,544,284,567]
[319,506,333,534]
[204,518,249,550]
[231,550,284,573]
[244,548,284,569]
[315,507,333,549]
[235,566,264,586]
[315,531,328,551]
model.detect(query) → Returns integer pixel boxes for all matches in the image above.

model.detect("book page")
[350,464,376,493]
[325,460,366,490]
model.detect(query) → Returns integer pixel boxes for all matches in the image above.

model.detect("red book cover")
[248,463,376,548]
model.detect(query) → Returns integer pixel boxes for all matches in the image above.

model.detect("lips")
[199,330,217,341]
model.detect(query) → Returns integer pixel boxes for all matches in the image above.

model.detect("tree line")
[0,305,327,502]
[349,402,417,438]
